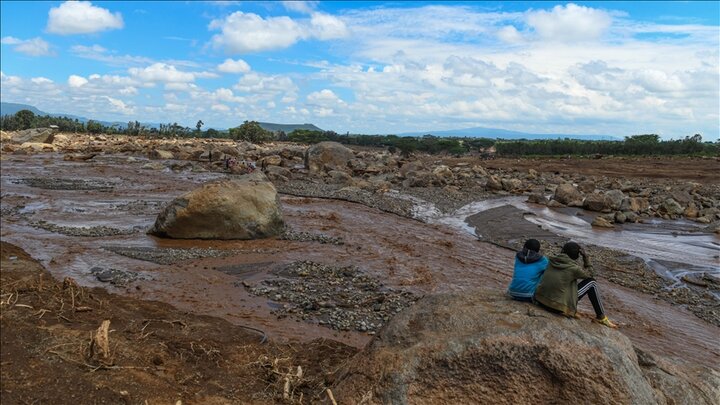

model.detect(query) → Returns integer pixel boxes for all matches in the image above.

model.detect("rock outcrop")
[149,172,284,239]
[304,141,354,173]
[332,292,719,405]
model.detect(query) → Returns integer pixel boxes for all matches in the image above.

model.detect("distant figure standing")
[534,242,617,328]
[507,239,548,302]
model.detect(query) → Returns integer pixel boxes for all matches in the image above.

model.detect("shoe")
[594,316,618,329]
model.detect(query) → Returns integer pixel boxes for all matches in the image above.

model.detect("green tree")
[229,120,273,143]
[15,109,36,130]
[86,120,103,134]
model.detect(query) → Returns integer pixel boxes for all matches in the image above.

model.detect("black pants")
[578,278,606,319]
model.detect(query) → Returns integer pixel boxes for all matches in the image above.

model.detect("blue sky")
[1,1,718,139]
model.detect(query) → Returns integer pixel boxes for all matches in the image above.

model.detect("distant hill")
[257,122,323,133]
[1,102,48,116]
[399,126,619,141]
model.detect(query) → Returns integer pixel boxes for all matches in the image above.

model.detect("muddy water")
[414,196,720,288]
[1,154,718,368]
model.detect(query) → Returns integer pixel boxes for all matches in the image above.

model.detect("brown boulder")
[332,292,717,404]
[553,183,584,206]
[149,172,284,239]
[304,141,354,173]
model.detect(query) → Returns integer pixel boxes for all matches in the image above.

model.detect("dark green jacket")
[534,253,592,316]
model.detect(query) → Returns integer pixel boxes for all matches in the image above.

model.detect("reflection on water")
[409,195,720,286]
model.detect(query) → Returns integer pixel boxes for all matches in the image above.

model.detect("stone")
[553,183,584,206]
[578,180,596,193]
[660,198,684,216]
[305,141,354,173]
[151,149,174,159]
[265,165,292,182]
[614,211,627,224]
[328,170,353,185]
[527,192,547,205]
[471,165,487,176]
[547,199,566,208]
[485,175,502,191]
[7,128,55,144]
[683,202,699,218]
[399,161,426,178]
[629,197,650,213]
[604,190,626,211]
[332,292,717,404]
[149,172,284,240]
[583,193,610,212]
[432,165,454,184]
[527,168,538,179]
[260,155,282,166]
[592,216,615,228]
[624,211,639,223]
[501,178,523,192]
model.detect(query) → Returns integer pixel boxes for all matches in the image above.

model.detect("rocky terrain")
[1,128,719,403]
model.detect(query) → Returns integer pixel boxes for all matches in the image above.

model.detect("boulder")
[332,292,718,404]
[151,149,174,159]
[18,142,56,153]
[660,198,684,216]
[260,155,282,167]
[553,183,584,206]
[684,202,699,218]
[501,177,523,192]
[432,165,454,184]
[402,171,433,188]
[471,165,487,177]
[583,193,610,212]
[149,172,284,239]
[527,192,547,205]
[328,170,353,185]
[578,180,596,193]
[304,141,354,173]
[265,165,292,182]
[485,175,503,191]
[592,215,615,228]
[7,128,55,144]
[614,211,627,224]
[604,190,626,211]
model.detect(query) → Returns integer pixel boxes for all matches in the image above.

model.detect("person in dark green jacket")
[534,242,617,328]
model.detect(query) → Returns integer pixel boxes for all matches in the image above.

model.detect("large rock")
[304,141,354,173]
[332,292,719,404]
[660,198,684,216]
[604,189,626,211]
[6,128,56,144]
[583,193,610,212]
[149,172,284,239]
[553,183,584,206]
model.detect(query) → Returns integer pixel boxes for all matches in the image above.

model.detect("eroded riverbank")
[1,153,718,369]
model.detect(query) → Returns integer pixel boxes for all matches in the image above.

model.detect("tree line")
[2,110,716,156]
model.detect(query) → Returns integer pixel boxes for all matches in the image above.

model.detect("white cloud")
[307,89,344,105]
[47,1,124,35]
[233,72,296,95]
[309,13,348,40]
[31,77,53,84]
[208,11,347,54]
[213,88,244,103]
[209,12,303,53]
[212,104,231,112]
[1,37,53,56]
[497,26,523,44]
[70,44,153,67]
[68,75,89,87]
[105,96,135,114]
[282,1,318,14]
[129,63,195,83]
[217,58,251,73]
[526,3,612,42]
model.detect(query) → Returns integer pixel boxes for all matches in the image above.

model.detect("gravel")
[12,177,115,191]
[103,246,249,265]
[244,261,418,333]
[30,220,139,237]
[279,227,344,245]
[90,266,146,286]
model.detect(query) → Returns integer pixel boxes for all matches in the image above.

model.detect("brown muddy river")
[1,154,718,368]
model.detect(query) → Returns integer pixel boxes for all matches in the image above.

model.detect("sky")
[0,1,718,139]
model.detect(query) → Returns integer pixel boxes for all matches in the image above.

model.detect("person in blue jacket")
[507,239,548,301]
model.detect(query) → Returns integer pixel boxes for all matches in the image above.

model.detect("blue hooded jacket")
[507,248,548,299]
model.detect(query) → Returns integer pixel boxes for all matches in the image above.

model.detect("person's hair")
[523,239,541,253]
[561,242,581,260]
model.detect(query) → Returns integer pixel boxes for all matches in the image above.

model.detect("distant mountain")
[0,102,146,129]
[399,126,619,141]
[1,102,49,116]
[257,122,323,133]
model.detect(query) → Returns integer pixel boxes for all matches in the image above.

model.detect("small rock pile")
[245,261,417,333]
[278,228,344,245]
